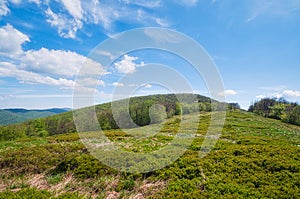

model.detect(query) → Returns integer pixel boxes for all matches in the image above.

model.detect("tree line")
[248,98,300,125]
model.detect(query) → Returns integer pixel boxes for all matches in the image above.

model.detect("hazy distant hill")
[0,108,70,126]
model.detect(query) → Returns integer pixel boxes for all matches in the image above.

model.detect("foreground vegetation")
[0,110,299,198]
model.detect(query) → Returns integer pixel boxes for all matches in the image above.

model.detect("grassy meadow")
[0,110,299,198]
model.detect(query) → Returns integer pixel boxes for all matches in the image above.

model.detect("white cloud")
[61,0,83,20]
[76,77,105,87]
[21,48,85,77]
[219,89,238,97]
[155,18,169,27]
[283,90,300,97]
[94,50,115,60]
[80,58,108,77]
[259,85,287,91]
[0,24,107,89]
[0,0,10,16]
[144,28,183,43]
[45,8,82,39]
[2,0,171,39]
[114,54,144,74]
[95,90,113,100]
[16,94,72,99]
[0,62,75,88]
[39,0,169,38]
[44,1,135,38]
[0,94,15,101]
[247,0,300,22]
[21,48,106,79]
[0,24,30,56]
[0,24,106,77]
[256,95,266,99]
[112,82,124,87]
[255,89,300,100]
[123,0,162,8]
[144,83,152,88]
[28,0,41,5]
[81,0,117,31]
[9,0,21,4]
[176,0,198,7]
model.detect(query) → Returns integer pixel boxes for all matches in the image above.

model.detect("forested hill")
[0,93,227,141]
[0,108,70,126]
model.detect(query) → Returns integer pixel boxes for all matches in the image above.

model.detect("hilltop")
[0,93,221,141]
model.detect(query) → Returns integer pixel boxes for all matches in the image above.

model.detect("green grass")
[0,110,299,198]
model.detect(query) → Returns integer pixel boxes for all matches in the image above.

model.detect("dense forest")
[0,94,228,141]
[248,98,300,126]
[0,108,69,126]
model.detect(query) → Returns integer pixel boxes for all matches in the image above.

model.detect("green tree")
[269,103,286,119]
[286,105,300,125]
[149,104,167,124]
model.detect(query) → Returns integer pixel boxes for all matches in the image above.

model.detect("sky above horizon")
[0,0,300,109]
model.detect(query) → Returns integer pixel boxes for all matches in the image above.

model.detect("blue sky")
[0,0,300,109]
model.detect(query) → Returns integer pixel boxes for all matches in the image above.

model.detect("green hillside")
[0,94,221,141]
[0,110,25,126]
[0,103,299,198]
[0,108,69,126]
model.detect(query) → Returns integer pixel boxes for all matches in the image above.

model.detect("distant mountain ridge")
[4,108,71,114]
[0,108,71,126]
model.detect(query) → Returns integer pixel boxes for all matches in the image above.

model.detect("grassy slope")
[0,110,299,198]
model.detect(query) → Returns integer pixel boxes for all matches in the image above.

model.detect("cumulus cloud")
[114,54,144,74]
[255,89,300,100]
[21,48,85,77]
[0,24,106,89]
[0,24,30,56]
[219,89,238,97]
[112,82,124,87]
[283,90,300,97]
[0,62,75,88]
